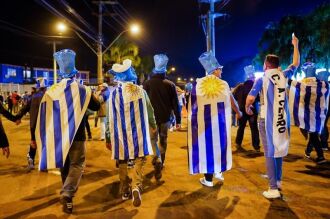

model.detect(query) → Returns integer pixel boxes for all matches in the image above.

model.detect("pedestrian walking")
[35,49,100,214]
[143,54,181,166]
[233,65,260,152]
[106,59,157,206]
[16,78,48,170]
[188,51,242,187]
[246,34,300,199]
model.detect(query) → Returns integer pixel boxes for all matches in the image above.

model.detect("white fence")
[0,83,34,95]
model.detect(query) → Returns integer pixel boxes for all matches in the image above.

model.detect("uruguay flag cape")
[289,77,329,134]
[36,79,91,170]
[108,82,153,160]
[188,75,232,174]
[263,69,290,158]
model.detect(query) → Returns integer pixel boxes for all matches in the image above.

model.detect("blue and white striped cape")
[289,78,329,134]
[36,79,91,170]
[108,82,153,160]
[263,69,290,158]
[188,75,232,174]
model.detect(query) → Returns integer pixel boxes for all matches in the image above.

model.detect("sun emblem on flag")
[125,83,141,98]
[199,76,225,99]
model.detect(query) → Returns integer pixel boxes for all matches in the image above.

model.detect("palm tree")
[103,37,141,71]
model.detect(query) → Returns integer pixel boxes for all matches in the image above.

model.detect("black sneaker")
[316,157,327,164]
[154,162,163,181]
[132,188,141,207]
[61,196,73,214]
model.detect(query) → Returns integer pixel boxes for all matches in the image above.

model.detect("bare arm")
[230,93,242,118]
[245,95,256,115]
[291,35,300,68]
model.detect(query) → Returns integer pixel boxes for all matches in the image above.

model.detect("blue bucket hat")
[153,54,168,74]
[54,49,78,78]
[302,62,316,78]
[244,65,255,80]
[36,78,49,88]
[109,59,137,82]
[185,82,193,92]
[198,51,223,75]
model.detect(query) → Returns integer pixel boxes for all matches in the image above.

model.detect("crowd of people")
[0,34,329,214]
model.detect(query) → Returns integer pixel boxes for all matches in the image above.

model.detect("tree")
[254,3,330,72]
[103,37,141,72]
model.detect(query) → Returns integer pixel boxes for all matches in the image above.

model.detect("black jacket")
[74,94,100,141]
[0,102,17,148]
[16,89,46,140]
[233,80,259,115]
[143,74,181,124]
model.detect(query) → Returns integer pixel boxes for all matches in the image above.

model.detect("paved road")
[0,116,329,219]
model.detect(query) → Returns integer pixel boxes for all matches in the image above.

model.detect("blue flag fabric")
[108,82,153,160]
[289,78,330,134]
[36,79,91,170]
[187,75,232,174]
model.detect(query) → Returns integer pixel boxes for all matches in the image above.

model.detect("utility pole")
[199,0,227,56]
[92,0,117,84]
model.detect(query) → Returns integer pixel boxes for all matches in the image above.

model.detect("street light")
[177,77,181,81]
[130,24,140,35]
[171,67,176,72]
[56,22,67,35]
[103,24,141,55]
[190,77,194,82]
[52,22,68,84]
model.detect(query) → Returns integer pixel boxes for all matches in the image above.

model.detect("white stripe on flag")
[225,101,232,170]
[197,98,206,173]
[187,95,193,174]
[142,96,153,156]
[298,84,306,129]
[116,90,125,160]
[60,95,70,166]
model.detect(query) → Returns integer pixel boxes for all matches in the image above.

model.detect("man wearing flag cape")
[35,49,100,214]
[106,59,157,207]
[246,34,300,199]
[187,51,242,187]
[288,60,329,164]
[16,78,49,170]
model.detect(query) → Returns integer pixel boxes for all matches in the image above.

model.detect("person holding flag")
[35,49,100,214]
[16,78,49,170]
[289,60,329,164]
[187,51,242,187]
[106,59,157,207]
[246,34,300,199]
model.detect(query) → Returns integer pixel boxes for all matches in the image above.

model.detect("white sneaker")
[262,188,281,199]
[199,177,213,187]
[132,188,142,207]
[214,172,224,181]
[276,181,282,190]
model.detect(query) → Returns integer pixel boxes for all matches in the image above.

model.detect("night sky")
[0,0,328,82]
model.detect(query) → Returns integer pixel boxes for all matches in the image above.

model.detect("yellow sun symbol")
[125,83,141,98]
[199,75,226,99]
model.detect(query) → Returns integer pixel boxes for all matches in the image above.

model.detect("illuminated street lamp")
[53,22,68,84]
[56,22,67,35]
[171,67,176,72]
[103,23,141,55]
[190,77,194,82]
[177,77,181,81]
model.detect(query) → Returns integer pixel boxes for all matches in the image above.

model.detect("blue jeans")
[259,119,282,189]
[60,141,86,198]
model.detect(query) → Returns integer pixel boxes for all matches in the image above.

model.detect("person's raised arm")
[291,34,300,68]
